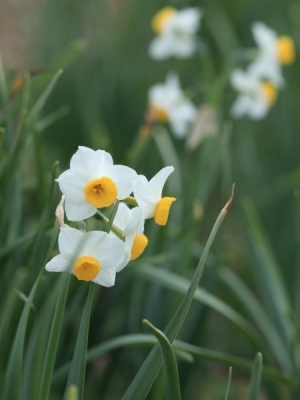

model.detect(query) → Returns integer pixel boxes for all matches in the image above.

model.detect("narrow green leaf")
[242,199,296,345]
[246,353,263,400]
[129,263,261,349]
[28,69,63,124]
[123,186,234,400]
[64,283,95,400]
[219,266,292,371]
[53,334,296,388]
[66,386,79,400]
[38,272,71,400]
[2,221,59,400]
[143,320,181,400]
[224,367,232,400]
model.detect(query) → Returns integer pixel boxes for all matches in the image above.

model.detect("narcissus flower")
[149,7,202,60]
[249,22,295,86]
[110,203,148,262]
[133,167,176,226]
[56,147,137,221]
[45,227,126,286]
[230,69,277,119]
[148,73,197,138]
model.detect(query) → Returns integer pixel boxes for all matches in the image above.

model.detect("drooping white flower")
[230,68,277,119]
[149,7,202,60]
[45,227,126,286]
[56,146,137,221]
[110,203,148,262]
[148,73,197,138]
[249,22,295,86]
[133,167,176,226]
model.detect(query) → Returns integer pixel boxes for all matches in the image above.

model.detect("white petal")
[95,149,114,167]
[148,36,173,60]
[149,167,174,199]
[56,170,87,195]
[65,191,96,221]
[79,231,112,257]
[106,165,137,199]
[92,262,116,287]
[113,202,132,231]
[100,237,126,270]
[251,22,277,50]
[124,207,144,235]
[45,254,72,272]
[133,175,157,218]
[58,227,83,255]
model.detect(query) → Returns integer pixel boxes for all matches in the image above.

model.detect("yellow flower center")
[260,82,277,106]
[151,7,176,34]
[84,177,117,208]
[276,36,295,65]
[154,197,176,226]
[130,234,148,260]
[150,103,169,122]
[73,256,101,281]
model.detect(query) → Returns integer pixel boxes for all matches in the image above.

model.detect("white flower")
[230,68,277,119]
[148,73,197,138]
[133,167,176,226]
[110,203,148,262]
[249,22,295,86]
[149,7,202,60]
[56,146,137,221]
[45,227,126,286]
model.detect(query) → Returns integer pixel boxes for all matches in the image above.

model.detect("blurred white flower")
[110,203,148,262]
[45,227,126,286]
[56,146,137,221]
[230,69,277,119]
[148,73,197,138]
[134,167,176,226]
[149,7,202,60]
[249,22,295,86]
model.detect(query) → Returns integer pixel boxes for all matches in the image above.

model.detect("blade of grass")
[224,367,232,400]
[246,353,263,400]
[122,185,235,400]
[143,319,181,400]
[53,334,296,388]
[219,266,293,371]
[63,283,95,400]
[38,272,71,400]
[2,221,59,400]
[242,199,295,345]
[129,263,261,349]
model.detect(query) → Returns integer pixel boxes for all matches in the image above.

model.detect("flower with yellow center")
[148,73,197,138]
[45,227,126,286]
[56,146,137,221]
[249,22,295,87]
[230,69,277,119]
[109,203,148,264]
[133,167,176,226]
[149,7,202,60]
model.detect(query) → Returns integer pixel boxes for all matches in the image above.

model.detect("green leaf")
[143,320,181,400]
[122,186,234,400]
[129,264,261,348]
[224,367,232,400]
[66,386,79,400]
[28,69,63,124]
[38,272,71,400]
[219,266,292,371]
[242,199,296,347]
[246,353,263,400]
[2,221,59,400]
[64,283,95,400]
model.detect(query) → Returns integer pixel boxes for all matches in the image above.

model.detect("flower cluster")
[146,7,202,142]
[231,22,295,119]
[46,146,176,286]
